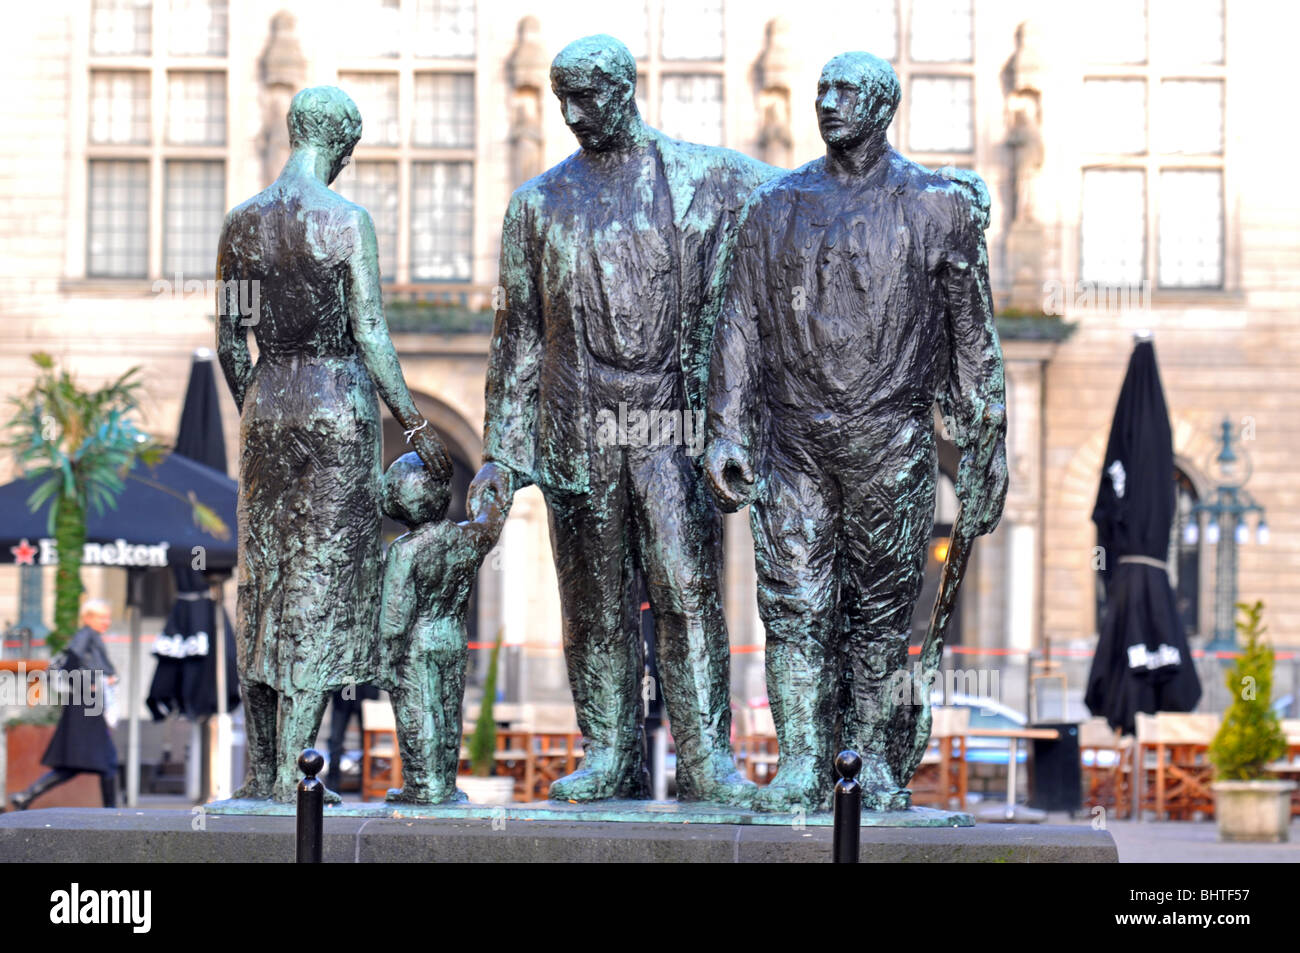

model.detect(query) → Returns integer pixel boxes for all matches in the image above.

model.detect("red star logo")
[10,539,38,565]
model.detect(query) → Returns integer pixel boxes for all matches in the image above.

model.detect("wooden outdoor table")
[964,727,1060,821]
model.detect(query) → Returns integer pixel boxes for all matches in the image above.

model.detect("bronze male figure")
[469,35,777,804]
[705,53,1007,812]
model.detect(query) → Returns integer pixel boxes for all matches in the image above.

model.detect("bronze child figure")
[380,452,505,805]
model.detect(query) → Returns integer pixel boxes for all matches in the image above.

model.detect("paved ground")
[1041,812,1299,862]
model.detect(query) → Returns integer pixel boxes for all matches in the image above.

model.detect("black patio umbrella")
[146,349,241,720]
[1084,335,1201,735]
[0,374,237,804]
[0,452,237,569]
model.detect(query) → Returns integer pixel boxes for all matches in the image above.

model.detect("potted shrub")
[1208,601,1295,843]
[457,629,514,804]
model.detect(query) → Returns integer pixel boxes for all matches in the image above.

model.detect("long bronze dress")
[225,190,383,697]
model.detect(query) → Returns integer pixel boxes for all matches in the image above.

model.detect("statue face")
[816,71,875,150]
[551,68,633,152]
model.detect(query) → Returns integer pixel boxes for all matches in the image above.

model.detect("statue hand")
[468,462,516,521]
[410,427,453,482]
[704,438,755,512]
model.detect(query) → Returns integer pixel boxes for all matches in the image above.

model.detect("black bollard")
[832,750,862,863]
[296,749,325,863]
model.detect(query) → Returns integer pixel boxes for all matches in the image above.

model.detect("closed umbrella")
[1085,334,1201,735]
[146,349,240,722]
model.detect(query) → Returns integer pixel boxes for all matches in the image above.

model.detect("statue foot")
[231,779,273,801]
[856,752,910,812]
[752,762,827,813]
[386,785,468,805]
[549,766,647,802]
[677,754,757,808]
[863,787,912,812]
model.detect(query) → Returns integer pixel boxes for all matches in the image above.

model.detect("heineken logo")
[7,537,170,568]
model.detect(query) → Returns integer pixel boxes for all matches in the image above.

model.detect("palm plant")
[4,353,176,650]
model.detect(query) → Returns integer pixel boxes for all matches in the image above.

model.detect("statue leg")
[838,468,934,811]
[233,679,276,800]
[389,626,468,804]
[631,446,753,806]
[272,690,336,804]
[749,462,839,813]
[543,471,649,801]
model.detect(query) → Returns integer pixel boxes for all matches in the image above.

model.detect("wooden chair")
[909,706,969,809]
[360,698,401,801]
[520,704,583,801]
[1136,712,1218,820]
[1079,717,1132,819]
[1269,718,1300,817]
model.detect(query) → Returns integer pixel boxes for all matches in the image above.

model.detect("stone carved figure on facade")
[257,11,307,190]
[507,16,549,189]
[1003,20,1046,226]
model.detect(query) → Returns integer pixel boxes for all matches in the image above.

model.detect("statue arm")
[457,491,506,559]
[936,179,1008,538]
[347,208,452,480]
[215,214,252,413]
[481,192,541,490]
[705,198,763,454]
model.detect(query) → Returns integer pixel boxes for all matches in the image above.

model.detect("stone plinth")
[0,808,1117,863]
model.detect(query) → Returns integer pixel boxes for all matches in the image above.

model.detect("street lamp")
[1182,418,1268,653]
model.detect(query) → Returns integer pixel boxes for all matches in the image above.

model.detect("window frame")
[1076,1,1231,293]
[77,0,230,282]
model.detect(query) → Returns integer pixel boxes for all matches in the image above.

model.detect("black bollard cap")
[299,748,325,779]
[834,750,862,781]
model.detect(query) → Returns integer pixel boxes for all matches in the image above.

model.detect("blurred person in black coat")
[326,683,380,792]
[9,600,119,809]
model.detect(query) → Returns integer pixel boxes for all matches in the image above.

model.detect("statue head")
[550,34,639,152]
[816,52,900,151]
[383,452,451,526]
[287,86,362,184]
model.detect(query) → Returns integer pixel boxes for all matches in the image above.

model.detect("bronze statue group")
[216,35,1006,813]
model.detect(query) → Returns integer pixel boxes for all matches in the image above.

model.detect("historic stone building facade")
[2,1,1296,716]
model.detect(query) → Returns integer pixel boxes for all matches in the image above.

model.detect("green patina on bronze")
[704,51,1007,812]
[469,35,781,806]
[204,796,974,827]
[216,86,451,804]
[379,452,503,804]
